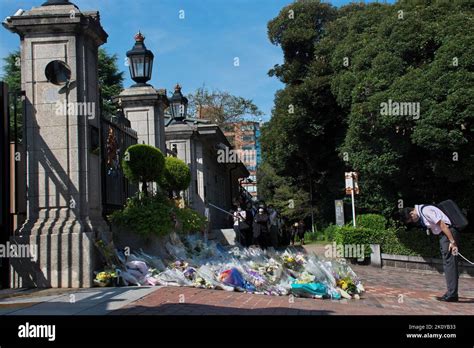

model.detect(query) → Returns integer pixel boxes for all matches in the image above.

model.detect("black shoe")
[439,295,459,302]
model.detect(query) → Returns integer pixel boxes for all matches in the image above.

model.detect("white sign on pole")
[345,172,359,227]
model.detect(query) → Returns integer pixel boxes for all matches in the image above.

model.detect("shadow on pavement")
[112,302,335,316]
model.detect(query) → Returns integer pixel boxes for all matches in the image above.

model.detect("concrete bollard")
[370,244,382,267]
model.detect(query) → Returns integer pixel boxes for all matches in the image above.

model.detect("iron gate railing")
[100,113,138,219]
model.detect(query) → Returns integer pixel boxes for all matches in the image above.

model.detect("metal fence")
[100,114,138,219]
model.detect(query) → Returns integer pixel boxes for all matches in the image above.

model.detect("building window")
[246,186,257,193]
[241,125,254,131]
[242,135,253,142]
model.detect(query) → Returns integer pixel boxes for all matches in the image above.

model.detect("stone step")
[209,228,236,246]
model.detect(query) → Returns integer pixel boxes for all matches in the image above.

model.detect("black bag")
[421,200,469,232]
[437,200,469,231]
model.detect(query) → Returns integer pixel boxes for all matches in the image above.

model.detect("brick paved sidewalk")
[113,265,474,315]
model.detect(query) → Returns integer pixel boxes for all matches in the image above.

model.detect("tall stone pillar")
[4,0,109,288]
[115,86,169,153]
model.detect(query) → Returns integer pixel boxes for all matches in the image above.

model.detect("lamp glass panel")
[133,56,145,77]
[171,102,181,118]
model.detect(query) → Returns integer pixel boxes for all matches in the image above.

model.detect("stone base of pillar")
[10,231,99,288]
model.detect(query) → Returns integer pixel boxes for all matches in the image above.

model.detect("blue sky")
[0,0,395,121]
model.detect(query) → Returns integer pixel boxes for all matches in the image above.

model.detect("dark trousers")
[233,225,242,245]
[242,228,252,247]
[254,232,270,249]
[439,228,460,298]
[269,225,279,248]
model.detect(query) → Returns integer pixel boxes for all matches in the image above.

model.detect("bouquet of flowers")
[170,260,189,271]
[294,271,315,284]
[243,267,267,288]
[94,270,117,287]
[193,276,214,289]
[281,252,305,271]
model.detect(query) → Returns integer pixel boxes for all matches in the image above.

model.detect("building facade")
[223,121,261,201]
[165,117,249,229]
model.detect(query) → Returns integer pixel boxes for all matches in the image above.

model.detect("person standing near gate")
[290,222,299,246]
[400,205,460,302]
[267,205,279,248]
[243,203,254,247]
[253,206,270,249]
[232,205,246,245]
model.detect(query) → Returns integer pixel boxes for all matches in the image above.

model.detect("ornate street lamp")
[169,84,188,122]
[126,32,154,87]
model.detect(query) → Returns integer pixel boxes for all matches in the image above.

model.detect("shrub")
[294,231,317,243]
[160,157,191,194]
[110,193,207,237]
[122,144,165,195]
[110,194,173,237]
[175,207,207,234]
[334,226,384,257]
[380,227,474,260]
[320,224,342,241]
[356,214,387,231]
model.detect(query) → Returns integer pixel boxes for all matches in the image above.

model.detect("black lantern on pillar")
[42,0,74,5]
[126,32,154,87]
[169,84,188,123]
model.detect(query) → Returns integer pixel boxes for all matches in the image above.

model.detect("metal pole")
[309,177,314,233]
[351,188,356,227]
[12,93,18,218]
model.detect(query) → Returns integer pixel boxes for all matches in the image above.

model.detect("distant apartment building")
[223,121,261,200]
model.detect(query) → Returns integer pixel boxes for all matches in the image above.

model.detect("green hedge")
[334,223,474,261]
[356,214,387,231]
[334,226,381,257]
[380,227,474,260]
[317,224,342,241]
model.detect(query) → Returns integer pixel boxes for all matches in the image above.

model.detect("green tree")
[258,161,312,222]
[1,51,22,141]
[187,85,263,126]
[122,144,165,196]
[262,0,345,225]
[2,51,20,92]
[98,48,124,117]
[160,156,191,197]
[263,0,474,227]
[330,1,474,217]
